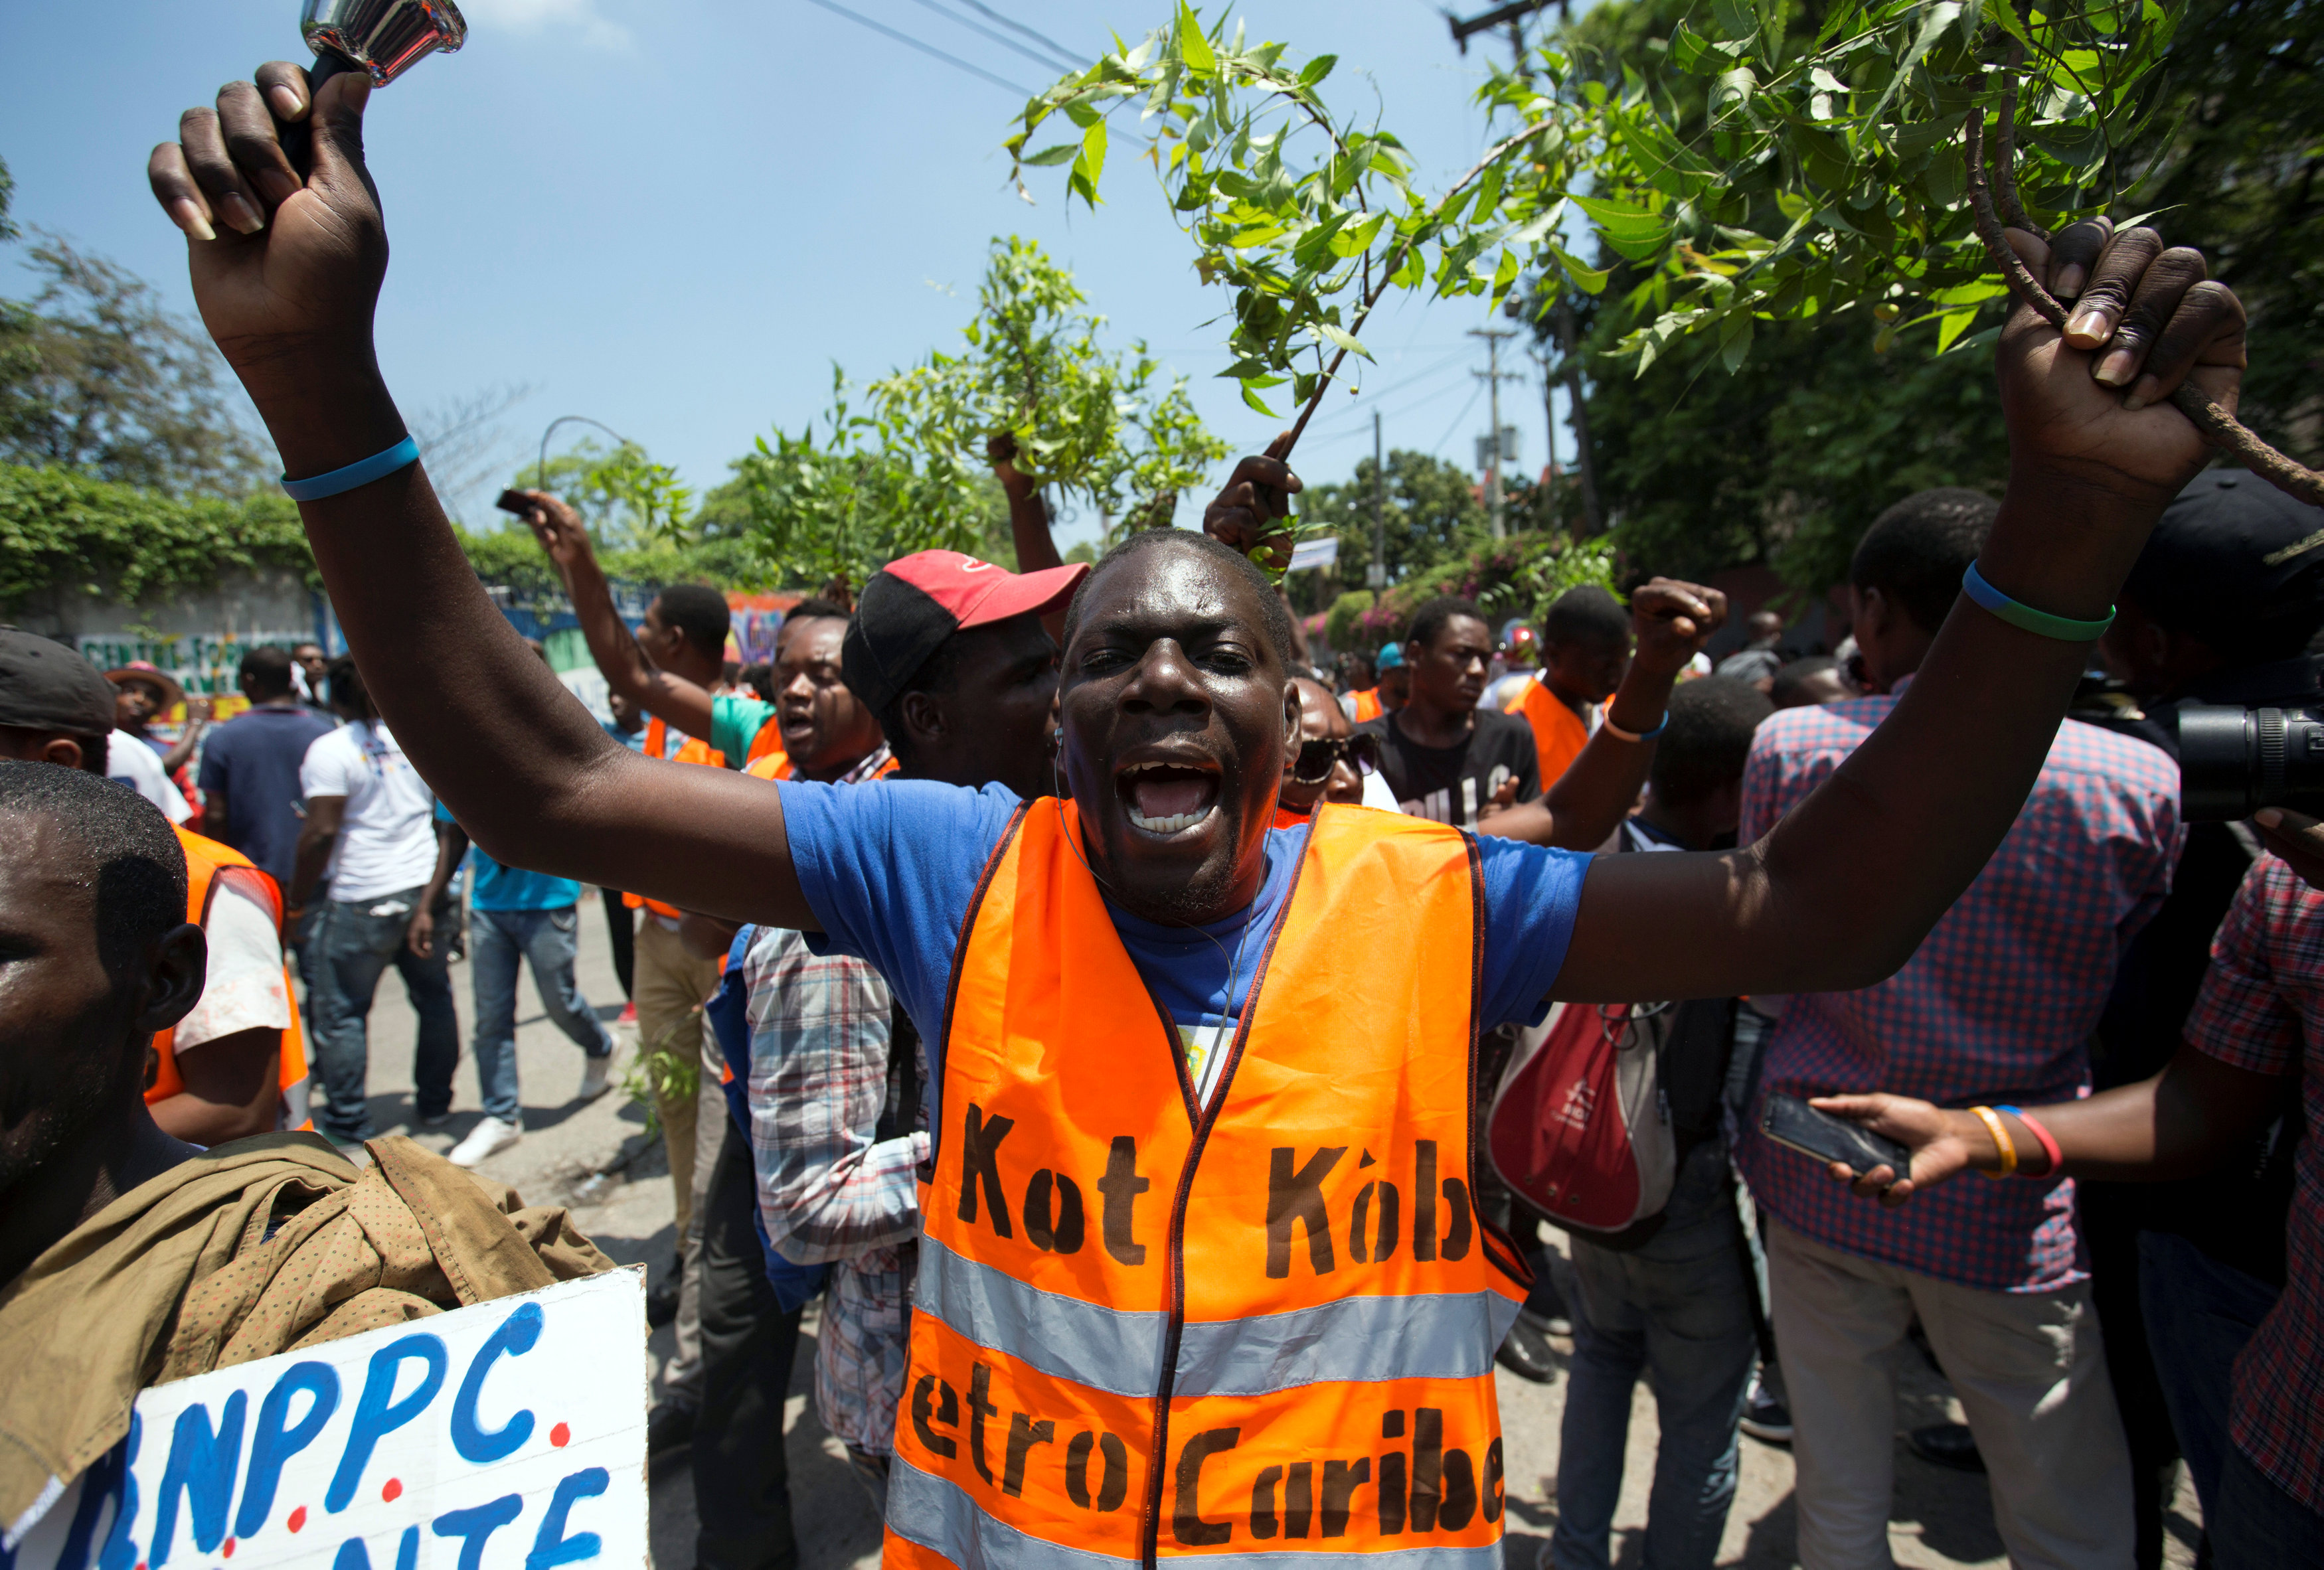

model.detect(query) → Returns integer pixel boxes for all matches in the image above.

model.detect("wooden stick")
[1965,102,2324,507]
[1994,40,2046,240]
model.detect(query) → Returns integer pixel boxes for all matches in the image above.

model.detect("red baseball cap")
[841,550,1088,712]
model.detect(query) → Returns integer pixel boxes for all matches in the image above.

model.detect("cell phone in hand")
[1761,1092,1914,1178]
[495,489,535,518]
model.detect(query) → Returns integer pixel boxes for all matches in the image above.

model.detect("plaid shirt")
[741,924,925,1456]
[1735,688,2179,1291]
[2183,854,2324,1511]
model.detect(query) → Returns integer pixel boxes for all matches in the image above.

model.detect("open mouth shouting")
[1118,758,1223,838]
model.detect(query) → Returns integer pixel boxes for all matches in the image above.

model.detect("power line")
[801,0,1033,94]
[946,0,1086,70]
[902,0,1082,74]
[1430,382,1485,457]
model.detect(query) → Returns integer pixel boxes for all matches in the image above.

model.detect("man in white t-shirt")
[290,655,458,1144]
[104,729,190,823]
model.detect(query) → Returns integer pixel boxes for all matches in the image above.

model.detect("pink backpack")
[1486,999,1679,1235]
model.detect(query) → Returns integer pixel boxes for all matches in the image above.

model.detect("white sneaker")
[448,1115,523,1168]
[576,1055,614,1103]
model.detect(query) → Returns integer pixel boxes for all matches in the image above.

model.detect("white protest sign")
[99,1269,645,1570]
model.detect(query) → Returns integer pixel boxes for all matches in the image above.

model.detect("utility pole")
[1469,326,1521,540]
[1448,0,1560,74]
[1369,410,1388,591]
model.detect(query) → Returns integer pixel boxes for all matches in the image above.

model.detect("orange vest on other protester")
[1351,687,1383,723]
[747,750,903,784]
[744,714,788,776]
[627,716,728,919]
[149,827,312,1132]
[1505,678,1592,792]
[884,801,1528,1568]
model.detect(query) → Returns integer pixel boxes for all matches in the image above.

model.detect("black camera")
[2176,706,2324,821]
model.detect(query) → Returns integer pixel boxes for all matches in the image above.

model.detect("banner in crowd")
[76,632,315,702]
[94,1270,647,1570]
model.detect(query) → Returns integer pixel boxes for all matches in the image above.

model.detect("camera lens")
[2175,705,2324,821]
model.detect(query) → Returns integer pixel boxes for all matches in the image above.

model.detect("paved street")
[339,889,2201,1569]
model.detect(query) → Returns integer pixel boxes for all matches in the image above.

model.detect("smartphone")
[495,489,535,518]
[1761,1092,1914,1177]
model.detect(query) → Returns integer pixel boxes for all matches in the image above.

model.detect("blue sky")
[2,0,1582,549]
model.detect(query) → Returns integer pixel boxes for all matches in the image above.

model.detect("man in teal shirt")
[415,799,617,1166]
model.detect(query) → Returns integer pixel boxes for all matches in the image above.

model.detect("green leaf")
[1239,380,1281,416]
[1552,244,1612,294]
[1718,311,1754,372]
[1299,53,1337,87]
[1315,322,1370,360]
[1934,305,1979,353]
[1867,2,1959,128]
[1177,2,1216,74]
[1023,143,1079,167]
[1078,119,1109,189]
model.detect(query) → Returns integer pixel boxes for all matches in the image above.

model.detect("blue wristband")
[280,435,421,501]
[1602,709,1669,743]
[1961,562,2116,642]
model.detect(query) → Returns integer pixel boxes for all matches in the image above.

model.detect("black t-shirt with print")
[1356,708,1542,827]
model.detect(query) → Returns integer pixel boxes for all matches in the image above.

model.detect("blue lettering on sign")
[149,1392,246,1567]
[236,1361,341,1537]
[329,1526,418,1570]
[327,1334,448,1513]
[96,1413,141,1570]
[431,1496,523,1570]
[450,1303,541,1464]
[525,1468,609,1570]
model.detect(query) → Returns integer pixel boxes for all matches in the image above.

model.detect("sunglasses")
[1290,732,1380,785]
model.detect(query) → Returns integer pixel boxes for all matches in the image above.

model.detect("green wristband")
[1961,563,2116,641]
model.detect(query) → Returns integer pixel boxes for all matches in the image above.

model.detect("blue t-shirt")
[432,801,583,910]
[779,779,1590,1110]
[194,703,335,892]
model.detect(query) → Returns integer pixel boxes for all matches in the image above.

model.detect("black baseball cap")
[0,629,119,734]
[2125,471,2324,662]
[841,550,1087,713]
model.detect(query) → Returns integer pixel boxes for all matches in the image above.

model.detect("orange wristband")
[1969,1106,2017,1178]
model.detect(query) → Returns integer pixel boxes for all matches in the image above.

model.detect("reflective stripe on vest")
[150,827,312,1133]
[1505,678,1590,791]
[627,716,729,917]
[886,801,1527,1568]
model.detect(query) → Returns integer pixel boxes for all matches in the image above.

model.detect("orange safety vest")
[149,827,312,1132]
[885,801,1528,1568]
[747,750,904,784]
[1351,687,1383,723]
[744,712,789,777]
[627,716,729,919]
[1505,677,1593,792]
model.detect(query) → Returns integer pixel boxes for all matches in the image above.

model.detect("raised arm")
[520,490,718,743]
[1554,226,2246,1001]
[1481,578,1726,849]
[147,66,815,930]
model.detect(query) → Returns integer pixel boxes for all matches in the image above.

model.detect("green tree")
[1293,449,1491,591]
[871,237,1226,537]
[0,232,268,497]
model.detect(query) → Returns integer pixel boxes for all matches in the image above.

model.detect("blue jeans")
[1552,1144,1758,1570]
[2214,1441,2324,1568]
[469,905,615,1123]
[2137,1228,2281,1526]
[307,886,460,1141]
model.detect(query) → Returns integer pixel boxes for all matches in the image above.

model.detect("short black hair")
[1770,655,1840,708]
[738,661,776,703]
[1062,529,1295,667]
[1849,488,1999,636]
[1543,586,1629,647]
[1337,651,1376,689]
[240,644,296,699]
[1649,677,1775,809]
[326,654,373,720]
[1408,597,1488,655]
[784,597,854,628]
[0,760,187,970]
[654,583,733,658]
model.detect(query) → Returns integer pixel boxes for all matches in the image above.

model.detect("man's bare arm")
[521,491,718,743]
[289,795,343,912]
[149,1028,280,1144]
[1555,226,2246,1002]
[148,67,815,930]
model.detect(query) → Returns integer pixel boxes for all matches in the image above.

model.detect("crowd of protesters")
[12,52,2324,1570]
